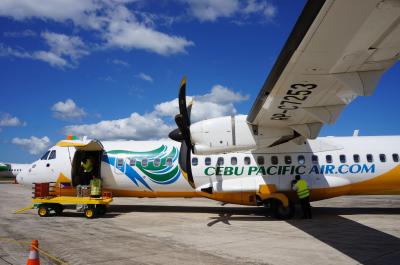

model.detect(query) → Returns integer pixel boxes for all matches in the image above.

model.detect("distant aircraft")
[17,0,400,218]
[0,162,30,180]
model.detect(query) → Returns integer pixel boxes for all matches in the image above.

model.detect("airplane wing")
[247,0,400,142]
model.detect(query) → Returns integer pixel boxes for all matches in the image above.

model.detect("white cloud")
[64,84,248,140]
[0,32,88,68]
[0,113,25,127]
[64,113,173,140]
[32,50,68,67]
[42,32,88,61]
[183,0,239,22]
[104,14,194,55]
[0,0,194,60]
[155,84,249,122]
[111,59,130,67]
[137,72,153,82]
[11,136,51,155]
[51,99,87,120]
[0,0,99,22]
[182,0,277,22]
[3,29,36,37]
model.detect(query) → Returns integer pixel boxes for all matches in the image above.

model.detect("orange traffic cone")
[26,240,40,265]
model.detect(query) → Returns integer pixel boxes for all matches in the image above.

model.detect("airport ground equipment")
[31,182,112,218]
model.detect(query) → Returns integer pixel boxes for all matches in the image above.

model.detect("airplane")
[0,162,30,180]
[17,0,400,218]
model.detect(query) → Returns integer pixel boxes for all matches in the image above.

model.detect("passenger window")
[117,158,124,167]
[326,155,332,164]
[379,154,386,163]
[192,157,198,166]
[366,154,373,163]
[40,151,50,160]
[393,154,399,163]
[154,158,161,167]
[48,150,56,160]
[257,156,265,165]
[217,157,224,165]
[271,156,278,165]
[284,156,292,165]
[166,157,173,166]
[311,155,319,164]
[353,154,360,163]
[231,157,237,165]
[205,157,211,166]
[129,158,136,166]
[244,157,251,165]
[298,155,305,165]
[339,155,346,163]
[142,159,148,167]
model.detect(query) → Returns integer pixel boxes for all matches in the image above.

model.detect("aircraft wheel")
[38,205,50,217]
[270,199,295,219]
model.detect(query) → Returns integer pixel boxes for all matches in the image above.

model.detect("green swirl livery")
[104,145,181,190]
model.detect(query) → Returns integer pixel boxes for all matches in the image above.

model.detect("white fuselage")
[0,163,30,179]
[17,136,400,205]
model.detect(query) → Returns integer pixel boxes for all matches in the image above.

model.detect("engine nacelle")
[190,115,292,155]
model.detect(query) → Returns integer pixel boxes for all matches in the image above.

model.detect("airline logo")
[204,164,376,176]
[103,145,180,190]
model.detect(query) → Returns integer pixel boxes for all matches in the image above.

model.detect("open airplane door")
[56,139,104,187]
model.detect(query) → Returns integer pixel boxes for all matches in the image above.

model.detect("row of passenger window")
[191,153,400,166]
[117,157,173,167]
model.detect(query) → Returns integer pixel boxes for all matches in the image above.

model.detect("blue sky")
[0,0,399,163]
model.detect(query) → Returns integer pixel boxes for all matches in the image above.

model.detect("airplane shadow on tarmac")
[109,204,400,265]
[286,207,400,265]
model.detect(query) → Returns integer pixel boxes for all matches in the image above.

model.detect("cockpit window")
[48,150,56,160]
[40,151,50,160]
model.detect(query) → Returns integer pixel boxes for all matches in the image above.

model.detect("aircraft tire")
[270,199,295,219]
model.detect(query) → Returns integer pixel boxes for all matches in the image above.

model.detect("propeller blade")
[178,76,190,126]
[169,77,196,189]
[179,141,195,189]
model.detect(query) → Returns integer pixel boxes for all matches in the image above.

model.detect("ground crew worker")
[90,175,102,198]
[291,175,312,219]
[80,157,94,186]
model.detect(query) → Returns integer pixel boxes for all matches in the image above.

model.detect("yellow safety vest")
[81,159,93,173]
[295,179,310,199]
[90,178,102,196]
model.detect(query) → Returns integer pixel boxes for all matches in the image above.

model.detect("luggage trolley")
[32,182,112,218]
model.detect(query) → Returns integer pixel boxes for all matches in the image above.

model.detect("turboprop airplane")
[0,162,30,180]
[17,0,400,218]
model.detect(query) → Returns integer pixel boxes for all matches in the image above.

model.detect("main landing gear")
[259,198,295,219]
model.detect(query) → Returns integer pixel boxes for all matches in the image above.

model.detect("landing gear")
[264,199,295,219]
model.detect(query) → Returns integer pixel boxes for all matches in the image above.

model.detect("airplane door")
[114,157,126,174]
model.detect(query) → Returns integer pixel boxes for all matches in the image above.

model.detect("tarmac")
[0,183,399,265]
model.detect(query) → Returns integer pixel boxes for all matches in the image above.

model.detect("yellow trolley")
[32,182,112,219]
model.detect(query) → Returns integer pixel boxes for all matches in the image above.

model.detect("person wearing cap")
[291,175,312,219]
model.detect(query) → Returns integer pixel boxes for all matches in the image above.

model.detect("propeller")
[168,77,196,189]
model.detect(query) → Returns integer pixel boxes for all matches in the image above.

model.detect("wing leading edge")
[247,0,400,141]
